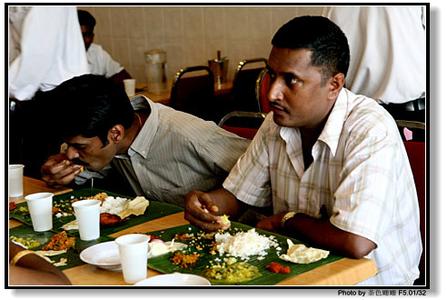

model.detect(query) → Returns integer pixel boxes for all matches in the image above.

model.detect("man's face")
[80,25,94,50]
[267,47,337,129]
[64,135,116,171]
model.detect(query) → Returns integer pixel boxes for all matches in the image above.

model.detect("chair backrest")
[170,66,215,120]
[231,58,267,112]
[396,120,425,142]
[218,111,265,139]
[403,140,426,285]
[221,125,259,140]
[255,68,271,113]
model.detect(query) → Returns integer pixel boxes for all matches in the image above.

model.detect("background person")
[77,9,132,86]
[184,16,422,285]
[8,6,89,177]
[323,6,426,124]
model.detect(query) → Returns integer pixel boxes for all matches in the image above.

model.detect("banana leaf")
[9,224,112,270]
[9,188,183,236]
[146,223,342,286]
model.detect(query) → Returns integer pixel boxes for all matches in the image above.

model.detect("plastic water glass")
[9,164,24,198]
[72,200,101,241]
[25,192,53,232]
[115,234,150,284]
[124,79,136,97]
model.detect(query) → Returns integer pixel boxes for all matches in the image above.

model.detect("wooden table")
[9,178,377,286]
[17,176,73,199]
[136,81,233,106]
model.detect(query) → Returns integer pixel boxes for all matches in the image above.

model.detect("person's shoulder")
[88,43,100,51]
[344,90,399,140]
[158,107,214,134]
[259,112,281,136]
[88,43,109,55]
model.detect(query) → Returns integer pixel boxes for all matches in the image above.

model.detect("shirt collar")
[123,95,159,160]
[317,88,349,156]
[278,88,349,157]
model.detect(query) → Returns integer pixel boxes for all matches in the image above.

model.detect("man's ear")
[108,125,125,144]
[328,73,345,100]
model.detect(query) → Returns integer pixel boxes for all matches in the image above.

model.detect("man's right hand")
[184,190,230,232]
[41,154,83,187]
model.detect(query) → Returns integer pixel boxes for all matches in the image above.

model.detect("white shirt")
[323,6,426,104]
[224,88,422,285]
[87,43,123,78]
[8,6,30,64]
[9,7,89,100]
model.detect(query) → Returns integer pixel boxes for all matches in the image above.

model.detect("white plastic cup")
[123,79,136,97]
[9,164,24,198]
[115,234,150,284]
[72,199,101,241]
[25,192,53,232]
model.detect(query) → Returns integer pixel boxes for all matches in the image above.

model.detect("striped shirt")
[223,88,422,285]
[113,96,250,207]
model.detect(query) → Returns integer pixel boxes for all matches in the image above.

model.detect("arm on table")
[285,213,376,259]
[9,241,71,285]
[185,186,376,258]
[257,212,376,259]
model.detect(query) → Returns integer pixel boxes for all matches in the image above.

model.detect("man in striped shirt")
[40,74,250,207]
[184,16,422,285]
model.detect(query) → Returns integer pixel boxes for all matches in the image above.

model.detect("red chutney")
[266,262,291,274]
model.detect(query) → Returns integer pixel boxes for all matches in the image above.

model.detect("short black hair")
[272,16,350,83]
[48,75,134,145]
[77,9,96,30]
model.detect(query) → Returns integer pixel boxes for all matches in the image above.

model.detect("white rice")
[99,196,128,215]
[215,228,278,260]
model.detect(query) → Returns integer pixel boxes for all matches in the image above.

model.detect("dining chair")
[396,119,425,142]
[405,139,426,286]
[231,58,267,112]
[170,65,215,121]
[218,111,266,139]
[397,120,426,285]
[255,68,271,113]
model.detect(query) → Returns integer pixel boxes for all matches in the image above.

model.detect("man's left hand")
[256,213,286,232]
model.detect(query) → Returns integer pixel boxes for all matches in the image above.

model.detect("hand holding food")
[41,153,84,186]
[184,191,227,232]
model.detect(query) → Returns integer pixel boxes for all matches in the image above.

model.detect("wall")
[81,5,324,84]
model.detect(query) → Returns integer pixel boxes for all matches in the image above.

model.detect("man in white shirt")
[8,6,89,176]
[323,6,426,124]
[77,10,132,85]
[9,7,88,100]
[184,16,422,285]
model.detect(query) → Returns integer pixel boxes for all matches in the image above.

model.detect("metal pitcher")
[208,51,228,88]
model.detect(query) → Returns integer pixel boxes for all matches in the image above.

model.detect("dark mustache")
[269,102,283,109]
[71,158,86,166]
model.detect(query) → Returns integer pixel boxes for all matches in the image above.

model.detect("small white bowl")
[134,273,211,286]
[80,241,121,271]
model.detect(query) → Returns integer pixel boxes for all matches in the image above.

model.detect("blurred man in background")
[8,6,89,176]
[323,6,426,125]
[77,9,132,85]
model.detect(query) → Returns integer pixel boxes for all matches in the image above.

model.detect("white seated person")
[77,9,132,86]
